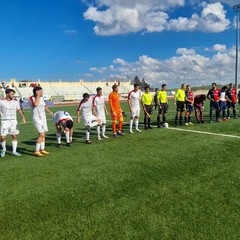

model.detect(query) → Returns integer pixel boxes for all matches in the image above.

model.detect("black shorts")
[159,103,168,114]
[177,101,185,112]
[227,102,236,108]
[145,105,153,114]
[186,104,193,113]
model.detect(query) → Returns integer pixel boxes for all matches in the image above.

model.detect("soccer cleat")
[86,140,91,144]
[40,150,49,155]
[113,133,118,138]
[102,134,109,139]
[117,131,125,136]
[148,126,153,129]
[12,152,21,156]
[130,130,134,134]
[34,151,43,157]
[188,122,194,125]
[57,144,62,148]
[201,120,205,124]
[227,117,230,120]
[218,118,222,122]
[66,143,71,147]
[136,128,142,132]
[86,125,91,132]
[185,123,189,126]
[209,120,213,123]
[1,150,6,158]
[97,136,102,140]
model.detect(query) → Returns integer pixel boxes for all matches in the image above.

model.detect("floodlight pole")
[233,4,240,93]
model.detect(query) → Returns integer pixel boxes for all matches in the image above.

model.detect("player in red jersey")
[194,94,206,123]
[207,83,221,123]
[226,83,237,119]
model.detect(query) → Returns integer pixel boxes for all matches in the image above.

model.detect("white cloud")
[87,45,236,87]
[176,48,196,55]
[213,44,227,52]
[83,1,230,35]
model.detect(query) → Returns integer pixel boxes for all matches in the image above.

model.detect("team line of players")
[0,82,237,157]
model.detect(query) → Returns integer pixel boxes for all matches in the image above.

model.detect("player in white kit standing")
[53,110,74,147]
[77,93,101,144]
[29,86,53,157]
[128,83,142,133]
[93,87,109,140]
[0,88,26,157]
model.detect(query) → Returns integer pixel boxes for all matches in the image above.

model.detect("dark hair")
[229,83,233,86]
[144,85,150,90]
[5,88,15,95]
[96,87,102,92]
[112,84,118,90]
[162,84,166,88]
[66,120,73,129]
[212,82,217,86]
[134,83,140,88]
[83,93,89,99]
[186,85,190,88]
[222,86,228,91]
[33,86,42,96]
[201,94,206,100]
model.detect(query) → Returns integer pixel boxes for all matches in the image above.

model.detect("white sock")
[135,119,139,129]
[86,131,90,140]
[1,141,6,151]
[56,133,61,144]
[65,132,70,143]
[97,125,100,137]
[36,143,41,152]
[12,141,17,153]
[130,119,133,131]
[102,124,106,135]
[40,142,45,150]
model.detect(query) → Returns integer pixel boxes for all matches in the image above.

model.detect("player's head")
[212,83,217,89]
[66,120,73,129]
[186,85,191,91]
[201,94,206,101]
[181,83,186,90]
[162,84,166,91]
[222,86,228,91]
[229,83,233,88]
[144,85,150,92]
[96,87,102,96]
[112,84,118,92]
[33,86,43,96]
[134,83,140,91]
[155,88,158,92]
[5,88,16,100]
[83,93,90,101]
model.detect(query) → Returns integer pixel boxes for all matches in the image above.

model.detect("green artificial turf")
[0,101,240,239]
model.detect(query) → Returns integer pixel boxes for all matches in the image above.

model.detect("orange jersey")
[109,92,121,113]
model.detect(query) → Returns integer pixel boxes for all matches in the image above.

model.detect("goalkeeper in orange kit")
[108,84,125,138]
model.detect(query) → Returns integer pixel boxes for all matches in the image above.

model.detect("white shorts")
[33,119,48,133]
[97,113,106,124]
[131,107,140,118]
[83,115,99,126]
[1,120,19,136]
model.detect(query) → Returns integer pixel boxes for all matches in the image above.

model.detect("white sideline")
[167,127,240,139]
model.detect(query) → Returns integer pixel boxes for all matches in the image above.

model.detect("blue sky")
[0,0,239,87]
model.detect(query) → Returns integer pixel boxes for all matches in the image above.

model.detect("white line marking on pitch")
[167,127,240,139]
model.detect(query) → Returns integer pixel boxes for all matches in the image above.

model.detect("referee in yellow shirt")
[141,85,153,129]
[157,84,168,128]
[174,83,186,126]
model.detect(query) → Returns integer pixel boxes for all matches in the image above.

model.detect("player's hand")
[77,118,80,124]
[112,111,116,116]
[49,111,53,116]
[174,102,176,106]
[130,108,133,112]
[22,118,26,124]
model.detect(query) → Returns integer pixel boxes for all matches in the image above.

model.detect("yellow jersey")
[175,89,185,102]
[157,90,167,103]
[142,92,153,105]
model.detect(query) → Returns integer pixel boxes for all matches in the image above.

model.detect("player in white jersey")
[29,87,53,157]
[53,111,74,147]
[0,89,26,157]
[77,93,101,144]
[93,87,109,140]
[128,83,142,133]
